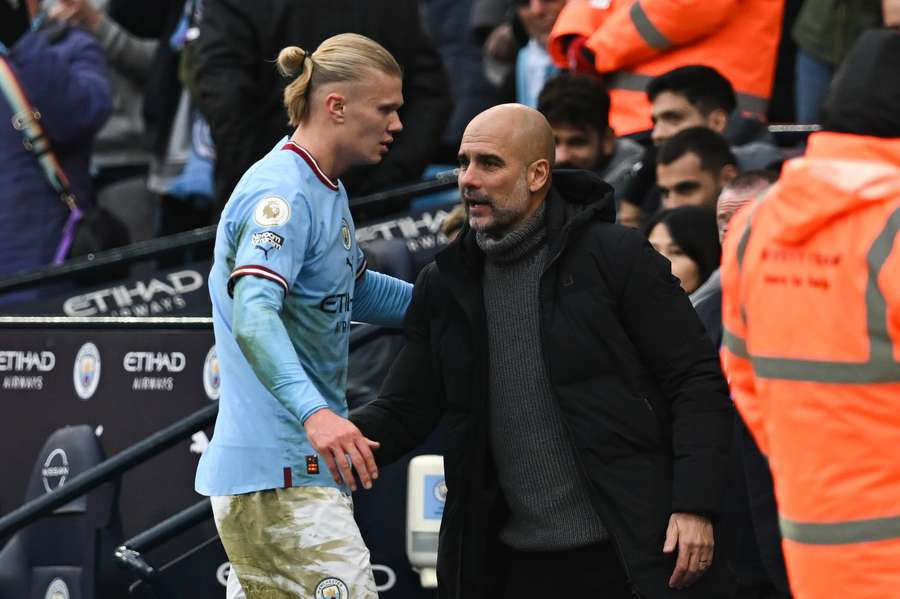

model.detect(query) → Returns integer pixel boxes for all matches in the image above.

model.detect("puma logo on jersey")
[251,231,284,260]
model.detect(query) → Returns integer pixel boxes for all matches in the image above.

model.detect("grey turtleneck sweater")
[476,204,608,551]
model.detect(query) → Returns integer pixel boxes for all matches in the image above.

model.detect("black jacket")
[352,170,735,599]
[193,0,451,210]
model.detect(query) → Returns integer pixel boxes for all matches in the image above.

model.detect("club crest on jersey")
[340,219,352,251]
[254,197,291,227]
[315,577,349,599]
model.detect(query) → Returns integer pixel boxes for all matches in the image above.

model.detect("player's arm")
[232,276,326,423]
[352,269,413,329]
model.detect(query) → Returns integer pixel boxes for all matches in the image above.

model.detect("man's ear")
[707,109,729,134]
[528,158,551,193]
[325,92,346,123]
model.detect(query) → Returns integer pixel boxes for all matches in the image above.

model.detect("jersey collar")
[281,141,339,192]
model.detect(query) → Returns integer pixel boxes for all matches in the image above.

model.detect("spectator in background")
[619,66,782,227]
[635,168,789,599]
[193,0,451,211]
[657,127,737,212]
[644,206,721,295]
[513,0,565,108]
[421,0,503,162]
[690,170,790,599]
[716,172,777,249]
[537,73,643,201]
[792,0,884,123]
[546,0,784,137]
[145,0,220,236]
[721,29,900,599]
[648,67,782,171]
[0,0,111,302]
[695,171,778,336]
[473,0,522,95]
[49,0,161,242]
[50,0,214,238]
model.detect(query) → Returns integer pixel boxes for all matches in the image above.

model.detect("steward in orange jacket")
[547,0,784,136]
[720,30,900,599]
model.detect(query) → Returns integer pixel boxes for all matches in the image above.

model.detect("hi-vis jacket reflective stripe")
[547,0,784,135]
[720,132,900,599]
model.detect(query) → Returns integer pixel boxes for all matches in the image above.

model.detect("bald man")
[691,170,778,308]
[352,104,735,599]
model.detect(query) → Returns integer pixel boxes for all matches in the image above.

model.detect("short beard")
[467,176,530,240]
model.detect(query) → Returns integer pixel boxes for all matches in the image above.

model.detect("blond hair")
[276,33,402,127]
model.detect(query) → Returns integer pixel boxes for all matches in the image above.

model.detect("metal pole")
[349,171,458,209]
[0,402,218,538]
[0,316,213,330]
[123,499,213,554]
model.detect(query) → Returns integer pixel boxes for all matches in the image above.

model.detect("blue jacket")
[0,23,111,285]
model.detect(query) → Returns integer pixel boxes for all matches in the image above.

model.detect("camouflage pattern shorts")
[211,486,378,599]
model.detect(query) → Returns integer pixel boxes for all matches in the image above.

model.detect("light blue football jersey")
[196,138,368,496]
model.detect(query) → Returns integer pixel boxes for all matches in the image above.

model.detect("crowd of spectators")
[1,0,897,280]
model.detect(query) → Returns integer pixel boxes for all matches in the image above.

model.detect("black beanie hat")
[642,206,721,286]
[0,0,30,49]
[823,28,900,139]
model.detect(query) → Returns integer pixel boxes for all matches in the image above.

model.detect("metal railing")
[114,499,213,582]
[767,124,822,134]
[0,316,213,329]
[0,170,458,295]
[0,225,217,294]
[0,402,218,539]
[349,168,458,210]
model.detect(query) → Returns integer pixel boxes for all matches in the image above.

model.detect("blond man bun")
[276,46,309,78]
[278,33,402,127]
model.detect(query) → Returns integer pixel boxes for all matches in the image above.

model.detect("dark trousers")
[502,541,634,598]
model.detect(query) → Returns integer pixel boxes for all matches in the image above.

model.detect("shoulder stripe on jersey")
[228,265,289,297]
[281,141,339,191]
[355,257,368,280]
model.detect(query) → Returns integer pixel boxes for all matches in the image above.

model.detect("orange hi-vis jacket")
[547,0,784,136]
[720,132,900,599]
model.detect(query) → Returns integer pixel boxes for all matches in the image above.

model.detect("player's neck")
[290,126,343,182]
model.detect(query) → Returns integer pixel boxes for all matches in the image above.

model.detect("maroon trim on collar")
[281,141,339,191]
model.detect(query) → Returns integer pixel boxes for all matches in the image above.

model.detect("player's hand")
[663,512,714,589]
[304,408,380,491]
